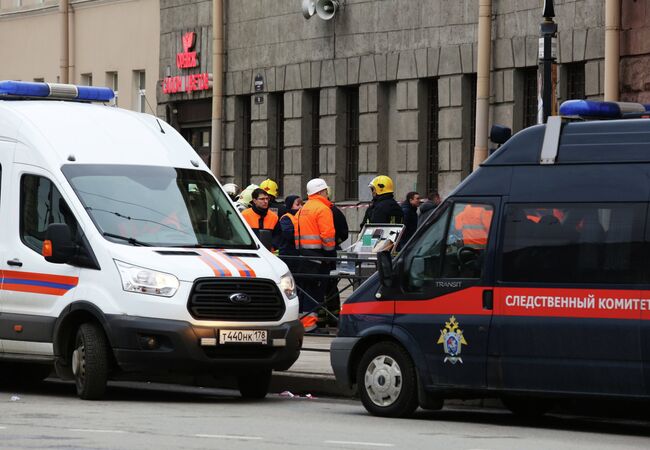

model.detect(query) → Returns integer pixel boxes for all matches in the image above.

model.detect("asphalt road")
[0,380,649,450]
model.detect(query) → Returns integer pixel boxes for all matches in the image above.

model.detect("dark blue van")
[331,101,650,417]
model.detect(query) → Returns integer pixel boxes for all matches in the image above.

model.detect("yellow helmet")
[369,175,394,195]
[260,179,279,198]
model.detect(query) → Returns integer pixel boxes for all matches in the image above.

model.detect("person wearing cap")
[360,175,404,228]
[260,178,286,218]
[278,194,303,272]
[294,178,336,332]
[241,188,281,248]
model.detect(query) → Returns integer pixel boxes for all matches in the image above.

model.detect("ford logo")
[229,293,251,304]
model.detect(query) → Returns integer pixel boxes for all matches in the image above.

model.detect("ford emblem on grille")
[229,292,251,304]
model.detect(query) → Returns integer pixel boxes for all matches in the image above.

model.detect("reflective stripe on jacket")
[241,207,279,230]
[454,204,493,245]
[294,194,336,253]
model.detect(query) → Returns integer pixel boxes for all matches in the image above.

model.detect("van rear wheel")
[357,342,418,418]
[72,323,109,400]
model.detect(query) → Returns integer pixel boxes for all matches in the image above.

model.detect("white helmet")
[306,178,329,196]
[222,183,240,200]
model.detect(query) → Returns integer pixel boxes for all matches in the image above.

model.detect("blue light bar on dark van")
[0,80,114,102]
[559,99,650,119]
[559,100,622,118]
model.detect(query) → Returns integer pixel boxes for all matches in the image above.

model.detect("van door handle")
[7,259,23,267]
[482,289,493,310]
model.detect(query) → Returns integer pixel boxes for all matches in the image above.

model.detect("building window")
[426,79,439,195]
[310,90,320,179]
[344,87,359,200]
[33,78,44,83]
[80,73,93,87]
[523,68,539,128]
[565,63,585,100]
[462,74,477,179]
[235,96,252,187]
[134,71,146,113]
[270,93,284,195]
[106,72,118,106]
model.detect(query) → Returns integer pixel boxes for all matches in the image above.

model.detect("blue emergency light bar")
[559,99,650,119]
[0,80,114,102]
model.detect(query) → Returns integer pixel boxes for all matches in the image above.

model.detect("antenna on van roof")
[142,93,166,134]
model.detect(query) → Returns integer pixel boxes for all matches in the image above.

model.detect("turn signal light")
[42,240,53,257]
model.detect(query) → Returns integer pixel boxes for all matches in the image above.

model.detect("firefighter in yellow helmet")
[360,175,404,228]
[260,178,286,217]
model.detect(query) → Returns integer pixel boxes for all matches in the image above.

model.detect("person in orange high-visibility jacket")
[454,204,493,247]
[294,178,336,332]
[241,188,281,249]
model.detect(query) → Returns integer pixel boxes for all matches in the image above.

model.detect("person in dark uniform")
[278,195,302,272]
[399,191,421,249]
[360,175,404,228]
[418,191,441,227]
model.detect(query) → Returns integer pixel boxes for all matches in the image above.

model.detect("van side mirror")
[377,251,394,288]
[258,229,273,251]
[489,124,512,145]
[43,223,76,264]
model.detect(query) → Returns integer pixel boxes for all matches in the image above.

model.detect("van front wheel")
[72,323,109,400]
[357,342,418,418]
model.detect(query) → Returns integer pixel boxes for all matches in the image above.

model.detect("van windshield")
[62,164,255,249]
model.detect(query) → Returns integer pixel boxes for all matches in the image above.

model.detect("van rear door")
[392,197,500,389]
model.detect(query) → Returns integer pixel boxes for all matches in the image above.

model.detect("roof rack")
[0,80,114,102]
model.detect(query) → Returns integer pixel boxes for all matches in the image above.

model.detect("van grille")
[188,278,285,321]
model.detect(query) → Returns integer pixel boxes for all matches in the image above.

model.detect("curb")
[270,371,354,398]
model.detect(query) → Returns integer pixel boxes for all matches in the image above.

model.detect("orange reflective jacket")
[294,195,336,253]
[454,204,493,246]
[241,207,279,231]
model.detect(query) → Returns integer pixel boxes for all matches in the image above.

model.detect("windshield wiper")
[103,232,152,247]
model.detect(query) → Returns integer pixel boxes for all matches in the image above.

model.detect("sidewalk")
[270,333,352,397]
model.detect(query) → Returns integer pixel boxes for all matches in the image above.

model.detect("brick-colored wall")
[621,1,650,102]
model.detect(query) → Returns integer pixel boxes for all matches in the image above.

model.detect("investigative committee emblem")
[437,316,467,364]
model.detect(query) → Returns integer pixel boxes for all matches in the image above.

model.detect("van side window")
[501,203,646,284]
[21,174,78,253]
[403,202,494,292]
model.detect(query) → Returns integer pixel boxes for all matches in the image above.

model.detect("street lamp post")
[539,0,557,123]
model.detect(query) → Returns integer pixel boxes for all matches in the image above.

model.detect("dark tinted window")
[21,175,78,252]
[501,203,646,284]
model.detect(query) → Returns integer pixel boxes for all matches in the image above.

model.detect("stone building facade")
[199,0,614,231]
[0,0,160,114]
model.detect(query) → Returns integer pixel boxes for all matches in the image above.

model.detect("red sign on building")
[162,31,211,94]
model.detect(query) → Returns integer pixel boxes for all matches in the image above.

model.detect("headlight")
[279,272,297,299]
[115,260,179,297]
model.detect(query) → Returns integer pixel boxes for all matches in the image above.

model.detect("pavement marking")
[325,441,394,447]
[67,429,126,434]
[195,434,263,441]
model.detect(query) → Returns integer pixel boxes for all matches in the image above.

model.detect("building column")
[250,94,268,186]
[358,83,384,202]
[283,90,306,196]
[319,87,345,200]
[394,80,421,201]
[220,95,236,183]
[437,75,464,197]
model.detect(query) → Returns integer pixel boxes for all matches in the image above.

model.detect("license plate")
[219,329,268,344]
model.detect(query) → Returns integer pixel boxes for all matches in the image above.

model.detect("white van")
[0,81,302,399]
